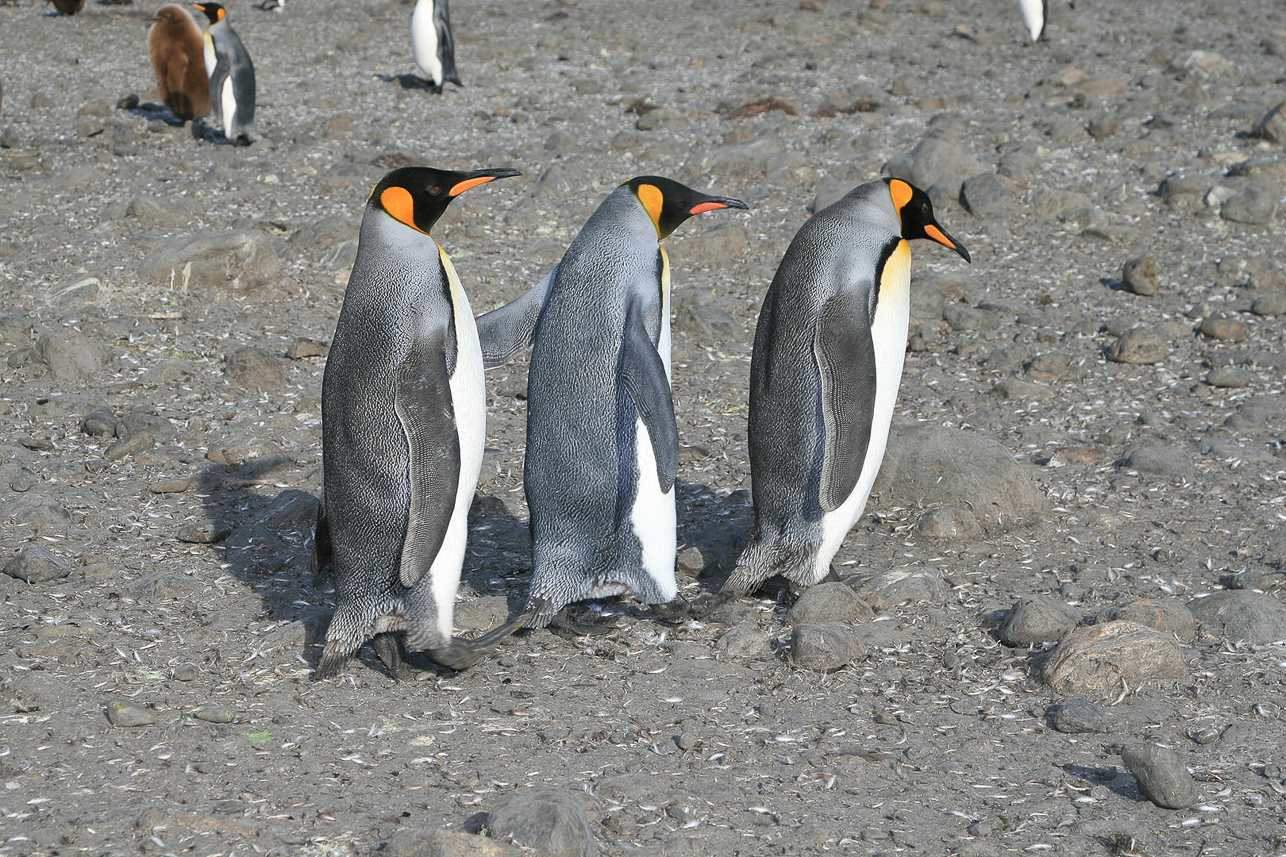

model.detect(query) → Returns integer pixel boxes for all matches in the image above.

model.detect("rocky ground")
[2,0,1286,854]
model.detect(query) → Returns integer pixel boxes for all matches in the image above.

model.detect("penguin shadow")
[674,480,755,595]
[191,455,331,663]
[1057,762,1144,802]
[119,98,190,128]
[377,73,452,93]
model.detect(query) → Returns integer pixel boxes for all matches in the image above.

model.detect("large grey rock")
[1101,598,1196,642]
[486,789,596,857]
[1123,445,1194,481]
[1041,621,1188,699]
[1187,591,1286,643]
[1047,698,1109,734]
[32,332,107,382]
[960,172,1009,215]
[1122,744,1200,810]
[1221,184,1280,225]
[3,546,72,583]
[884,136,984,198]
[855,565,947,610]
[789,623,862,671]
[225,347,285,391]
[872,424,1045,534]
[139,230,282,294]
[999,595,1080,646]
[384,829,521,857]
[789,581,873,624]
[1105,327,1170,364]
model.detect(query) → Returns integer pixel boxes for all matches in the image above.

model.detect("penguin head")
[153,4,190,25]
[191,2,225,24]
[368,166,522,235]
[884,178,970,263]
[622,176,750,240]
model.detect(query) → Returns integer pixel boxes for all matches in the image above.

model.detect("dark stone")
[3,546,73,583]
[1122,743,1200,809]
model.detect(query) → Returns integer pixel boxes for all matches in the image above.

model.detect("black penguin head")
[622,176,750,240]
[885,178,970,263]
[191,2,224,24]
[369,166,521,235]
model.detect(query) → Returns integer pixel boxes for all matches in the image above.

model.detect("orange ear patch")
[689,201,727,215]
[450,176,494,197]
[889,179,914,212]
[636,183,664,233]
[380,186,418,231]
[215,5,224,20]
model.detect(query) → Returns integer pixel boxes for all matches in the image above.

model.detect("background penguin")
[720,178,969,599]
[481,177,747,629]
[1018,0,1049,41]
[316,165,523,679]
[192,2,257,145]
[47,0,84,14]
[149,5,212,122]
[411,0,461,92]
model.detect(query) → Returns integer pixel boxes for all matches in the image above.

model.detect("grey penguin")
[477,177,748,628]
[411,0,461,92]
[1018,0,1049,41]
[316,165,524,680]
[720,178,969,599]
[192,2,257,145]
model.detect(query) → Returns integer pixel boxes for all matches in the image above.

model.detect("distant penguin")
[191,2,257,144]
[48,0,84,14]
[316,165,524,679]
[721,178,969,598]
[411,0,461,92]
[477,177,748,628]
[1018,0,1048,41]
[149,5,212,121]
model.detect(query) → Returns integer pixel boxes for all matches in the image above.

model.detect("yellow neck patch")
[636,183,664,235]
[380,186,419,232]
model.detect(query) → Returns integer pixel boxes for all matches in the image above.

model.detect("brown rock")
[1041,620,1188,699]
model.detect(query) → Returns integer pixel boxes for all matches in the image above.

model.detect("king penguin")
[720,178,969,599]
[477,177,748,628]
[316,165,524,679]
[192,2,257,145]
[149,5,212,122]
[411,0,461,92]
[1017,0,1049,41]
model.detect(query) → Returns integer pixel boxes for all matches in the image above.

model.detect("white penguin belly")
[220,76,236,138]
[427,250,486,640]
[630,416,678,599]
[411,0,443,84]
[1018,0,1044,40]
[814,241,913,580]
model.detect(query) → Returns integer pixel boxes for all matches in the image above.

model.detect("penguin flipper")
[310,496,332,576]
[434,0,459,86]
[475,265,557,368]
[814,289,877,512]
[394,329,461,590]
[621,306,679,492]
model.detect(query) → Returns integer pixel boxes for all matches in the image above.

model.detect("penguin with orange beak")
[722,177,969,598]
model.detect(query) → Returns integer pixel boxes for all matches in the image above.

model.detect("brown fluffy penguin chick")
[148,5,211,120]
[48,0,86,15]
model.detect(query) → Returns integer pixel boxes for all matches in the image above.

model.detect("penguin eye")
[428,185,443,196]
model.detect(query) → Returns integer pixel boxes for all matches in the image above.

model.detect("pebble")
[1101,598,1196,642]
[998,595,1080,646]
[225,347,286,391]
[915,505,981,538]
[1041,620,1188,699]
[1121,743,1200,809]
[286,337,329,359]
[3,546,72,583]
[1221,184,1280,225]
[107,702,157,728]
[1198,315,1249,341]
[191,706,235,724]
[1205,366,1255,388]
[80,406,118,437]
[960,172,1009,215]
[104,428,157,461]
[139,230,282,294]
[1122,255,1158,295]
[856,565,946,610]
[1253,101,1286,144]
[713,620,771,658]
[1105,327,1170,364]
[1048,697,1109,733]
[1251,291,1286,316]
[1123,445,1194,481]
[789,623,863,671]
[485,788,596,857]
[676,546,705,578]
[872,424,1045,534]
[32,331,107,382]
[788,581,873,624]
[176,521,233,544]
[1187,591,1286,643]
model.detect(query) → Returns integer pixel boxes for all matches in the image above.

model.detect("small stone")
[714,620,771,658]
[104,429,157,461]
[1124,445,1194,481]
[674,732,699,751]
[1253,101,1286,144]
[3,546,72,583]
[225,347,285,391]
[485,789,596,857]
[192,707,235,723]
[107,702,157,728]
[1251,292,1286,316]
[789,623,862,671]
[856,565,947,610]
[1100,598,1196,642]
[789,581,873,624]
[1187,591,1286,643]
[1198,315,1249,340]
[1221,184,1280,225]
[1122,743,1201,809]
[176,522,233,544]
[1206,366,1255,388]
[676,546,705,578]
[915,505,981,538]
[81,407,117,437]
[1041,621,1188,699]
[385,829,521,857]
[1048,697,1109,733]
[32,332,107,382]
[286,337,329,359]
[1122,255,1158,295]
[960,172,1009,215]
[173,663,199,681]
[1105,327,1169,364]
[150,478,192,494]
[999,595,1080,646]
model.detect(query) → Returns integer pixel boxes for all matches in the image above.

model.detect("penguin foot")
[370,632,410,680]
[426,612,528,671]
[546,604,623,639]
[674,590,737,620]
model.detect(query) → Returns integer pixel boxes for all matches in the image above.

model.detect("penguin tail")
[420,612,528,670]
[315,639,356,679]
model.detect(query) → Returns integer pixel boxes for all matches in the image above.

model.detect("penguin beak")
[448,167,522,197]
[925,223,971,263]
[689,195,750,216]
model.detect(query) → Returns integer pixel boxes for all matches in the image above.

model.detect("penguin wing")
[474,265,557,369]
[434,0,460,84]
[621,304,679,492]
[814,288,878,512]
[394,327,461,589]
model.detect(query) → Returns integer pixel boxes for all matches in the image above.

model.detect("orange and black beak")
[448,167,522,197]
[925,221,970,263]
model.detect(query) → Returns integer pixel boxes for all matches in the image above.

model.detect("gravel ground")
[2,0,1286,854]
